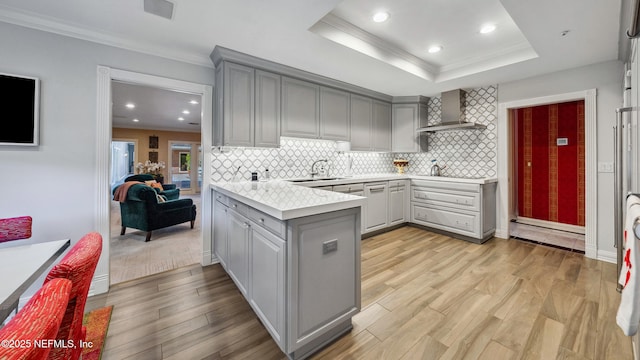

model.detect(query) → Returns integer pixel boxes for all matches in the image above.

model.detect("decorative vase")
[393,159,409,174]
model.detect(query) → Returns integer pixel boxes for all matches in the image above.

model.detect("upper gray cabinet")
[319,87,350,141]
[221,62,255,147]
[350,94,373,151]
[214,61,280,148]
[281,77,320,139]
[350,95,391,152]
[392,96,429,153]
[255,70,281,148]
[373,100,392,152]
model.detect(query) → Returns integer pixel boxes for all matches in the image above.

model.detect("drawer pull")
[259,218,265,223]
[232,204,237,208]
[243,222,250,228]
[369,187,386,192]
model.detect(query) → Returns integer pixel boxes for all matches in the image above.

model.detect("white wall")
[498,60,624,260]
[0,21,214,297]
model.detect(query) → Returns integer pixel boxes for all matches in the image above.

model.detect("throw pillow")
[156,194,168,203]
[145,180,164,190]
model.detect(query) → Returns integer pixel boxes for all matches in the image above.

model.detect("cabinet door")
[350,94,373,151]
[213,201,228,268]
[372,100,392,152]
[249,225,285,344]
[388,181,407,226]
[281,77,320,138]
[320,87,350,141]
[255,70,281,148]
[391,103,428,153]
[223,62,255,147]
[364,182,388,232]
[227,209,250,296]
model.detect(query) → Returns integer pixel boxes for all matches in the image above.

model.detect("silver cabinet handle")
[243,222,250,228]
[232,204,237,208]
[259,218,265,223]
[369,187,386,192]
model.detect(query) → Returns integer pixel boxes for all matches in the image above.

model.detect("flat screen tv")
[0,72,39,146]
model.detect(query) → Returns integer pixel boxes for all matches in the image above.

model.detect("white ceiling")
[0,0,626,130]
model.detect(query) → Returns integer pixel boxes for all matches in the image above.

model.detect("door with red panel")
[514,100,585,226]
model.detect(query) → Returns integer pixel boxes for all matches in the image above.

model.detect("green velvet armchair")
[114,183,196,242]
[125,174,180,200]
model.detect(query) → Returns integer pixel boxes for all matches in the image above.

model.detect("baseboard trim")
[516,217,585,234]
[597,250,617,264]
[201,250,214,266]
[90,273,109,296]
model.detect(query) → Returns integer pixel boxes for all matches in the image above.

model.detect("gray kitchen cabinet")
[372,100,392,152]
[214,62,280,147]
[392,97,428,152]
[249,224,286,344]
[213,196,229,268]
[349,95,392,152]
[212,190,361,359]
[388,180,409,226]
[363,182,389,233]
[226,207,251,296]
[222,62,255,147]
[287,209,360,357]
[349,94,373,151]
[410,179,496,243]
[281,77,320,138]
[320,87,350,141]
[255,70,281,148]
[332,183,365,233]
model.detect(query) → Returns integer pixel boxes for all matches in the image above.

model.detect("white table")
[0,239,70,323]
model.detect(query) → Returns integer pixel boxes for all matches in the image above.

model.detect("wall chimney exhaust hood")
[416,89,486,132]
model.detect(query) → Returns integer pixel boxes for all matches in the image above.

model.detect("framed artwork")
[149,151,158,163]
[149,135,159,149]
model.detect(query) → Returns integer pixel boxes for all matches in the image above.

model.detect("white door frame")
[497,89,597,258]
[94,66,213,294]
[168,140,201,194]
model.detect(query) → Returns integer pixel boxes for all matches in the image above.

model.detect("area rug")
[81,305,113,360]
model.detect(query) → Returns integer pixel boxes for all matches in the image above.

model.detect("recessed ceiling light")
[178,117,185,121]
[125,103,135,109]
[480,24,496,34]
[372,12,389,23]
[189,100,199,105]
[132,118,140,122]
[428,45,443,54]
[182,110,190,114]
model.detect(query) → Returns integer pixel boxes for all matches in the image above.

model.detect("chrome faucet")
[310,159,329,178]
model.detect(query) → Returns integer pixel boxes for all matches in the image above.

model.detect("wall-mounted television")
[0,72,40,146]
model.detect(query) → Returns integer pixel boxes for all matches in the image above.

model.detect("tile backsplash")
[210,85,497,182]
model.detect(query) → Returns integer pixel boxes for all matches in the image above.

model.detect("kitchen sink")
[287,177,344,183]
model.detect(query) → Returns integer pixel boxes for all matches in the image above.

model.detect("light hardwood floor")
[86,226,632,359]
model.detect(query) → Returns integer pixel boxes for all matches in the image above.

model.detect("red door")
[515,100,585,226]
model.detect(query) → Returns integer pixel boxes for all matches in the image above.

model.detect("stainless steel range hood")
[416,89,486,132]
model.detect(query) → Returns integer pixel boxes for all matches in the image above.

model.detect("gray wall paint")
[498,59,624,257]
[0,21,214,297]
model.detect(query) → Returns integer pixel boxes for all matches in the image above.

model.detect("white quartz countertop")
[289,173,497,187]
[211,181,365,220]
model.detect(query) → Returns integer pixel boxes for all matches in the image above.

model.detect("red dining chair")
[0,278,72,360]
[0,216,32,243]
[43,232,102,360]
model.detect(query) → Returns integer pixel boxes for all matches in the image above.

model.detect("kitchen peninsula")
[211,181,364,360]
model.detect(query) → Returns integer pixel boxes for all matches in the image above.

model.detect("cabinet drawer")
[214,192,229,206]
[388,180,407,189]
[333,183,364,193]
[412,188,480,211]
[411,179,479,193]
[411,204,480,238]
[249,208,286,238]
[228,198,249,216]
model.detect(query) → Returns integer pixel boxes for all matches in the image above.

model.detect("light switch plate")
[598,162,614,173]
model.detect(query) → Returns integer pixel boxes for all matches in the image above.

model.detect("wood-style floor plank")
[86,226,633,359]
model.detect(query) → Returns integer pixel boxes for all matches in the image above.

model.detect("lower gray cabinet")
[363,182,388,233]
[213,199,228,268]
[227,209,250,296]
[250,224,285,344]
[388,180,408,226]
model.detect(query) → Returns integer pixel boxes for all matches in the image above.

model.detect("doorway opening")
[497,89,597,259]
[94,66,213,294]
[509,100,585,252]
[168,141,202,195]
[110,139,137,191]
